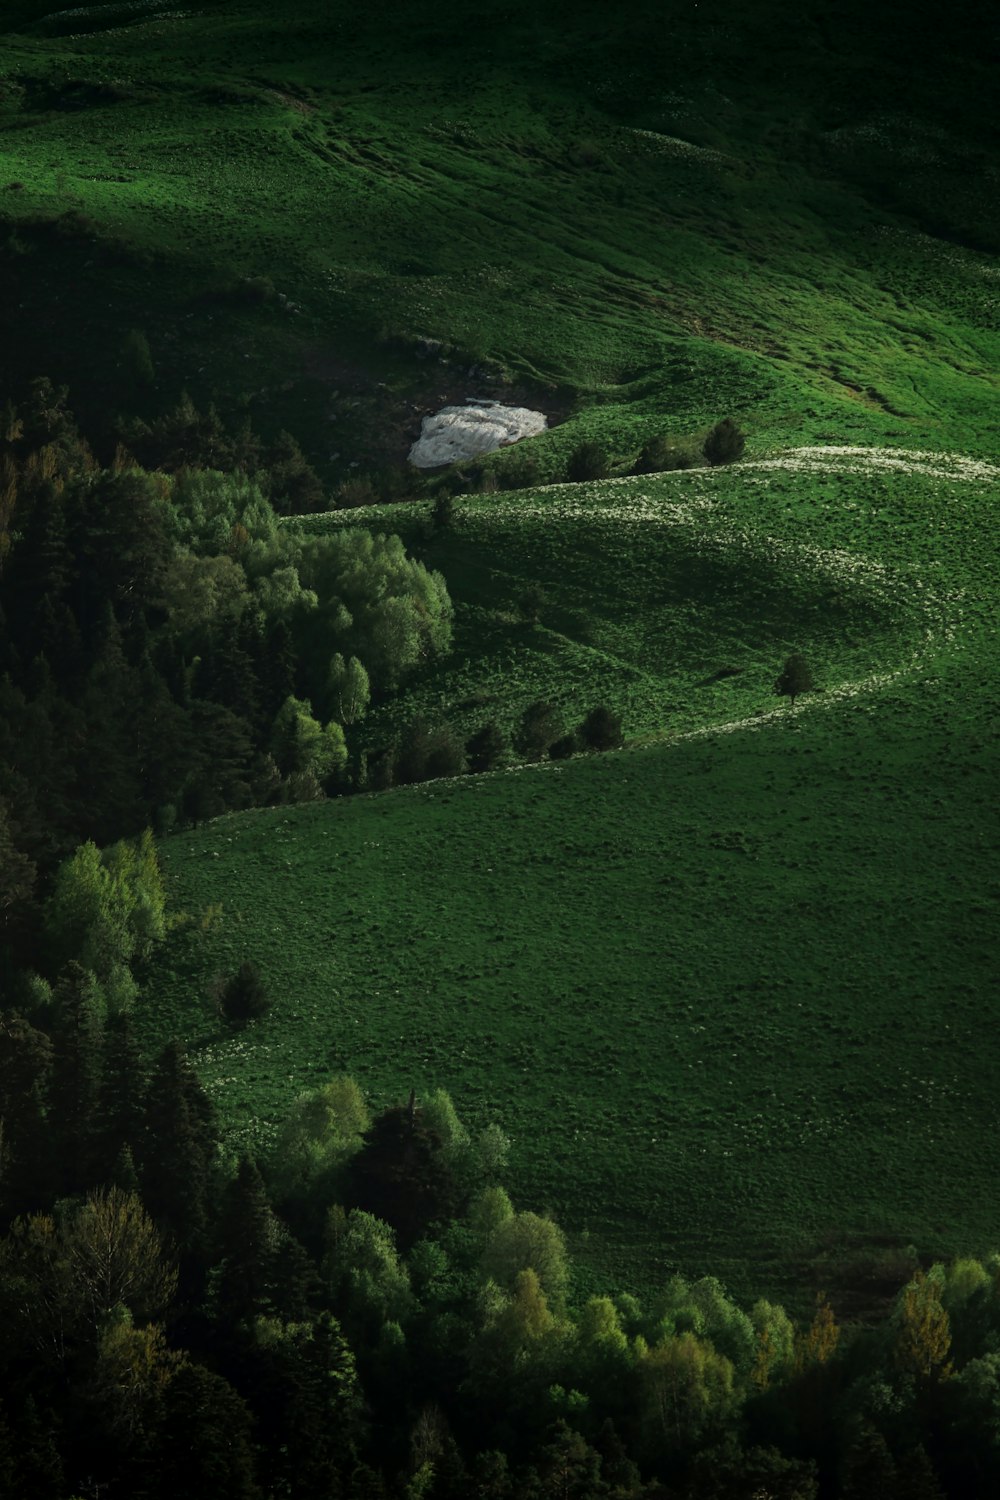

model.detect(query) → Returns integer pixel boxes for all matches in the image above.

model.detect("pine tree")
[347,1097,459,1249]
[95,1011,147,1181]
[216,1156,279,1324]
[48,961,104,1192]
[141,1042,219,1251]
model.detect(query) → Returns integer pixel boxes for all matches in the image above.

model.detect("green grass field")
[3,0,997,1318]
[143,443,998,1318]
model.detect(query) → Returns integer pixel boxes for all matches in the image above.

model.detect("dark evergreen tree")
[264,429,325,514]
[0,1013,53,1220]
[151,1362,260,1500]
[216,1156,279,1324]
[347,1095,459,1249]
[219,960,271,1028]
[95,1011,147,1181]
[141,1041,219,1251]
[260,619,297,719]
[513,700,562,761]
[466,721,506,774]
[48,961,103,1193]
[578,705,624,751]
[703,417,746,466]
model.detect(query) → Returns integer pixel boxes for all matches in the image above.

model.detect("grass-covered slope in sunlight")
[0,0,996,479]
[141,444,998,1316]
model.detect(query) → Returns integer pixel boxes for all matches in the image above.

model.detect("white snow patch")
[408,402,547,468]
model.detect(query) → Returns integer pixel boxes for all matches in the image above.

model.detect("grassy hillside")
[143,444,998,1317]
[4,0,997,1317]
[1,0,997,478]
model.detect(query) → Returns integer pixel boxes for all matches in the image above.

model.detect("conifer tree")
[48,961,103,1192]
[141,1042,219,1251]
[216,1156,279,1323]
[95,1011,147,1180]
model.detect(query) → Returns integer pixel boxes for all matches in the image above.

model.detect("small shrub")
[549,733,578,760]
[517,585,546,623]
[566,441,610,482]
[514,700,563,761]
[703,417,746,466]
[579,705,624,751]
[466,721,506,774]
[335,475,379,509]
[432,492,455,531]
[632,434,695,473]
[774,653,814,707]
[218,961,271,1027]
[499,452,541,490]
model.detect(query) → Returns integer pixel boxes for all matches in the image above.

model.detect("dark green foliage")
[703,418,746,467]
[517,585,546,623]
[347,1096,459,1248]
[48,961,102,1192]
[219,960,272,1027]
[216,1155,279,1322]
[395,718,466,784]
[466,721,507,774]
[499,451,541,490]
[141,1041,219,1251]
[513,700,563,761]
[263,430,325,515]
[433,492,456,532]
[566,441,610,482]
[0,1013,52,1219]
[548,733,577,760]
[774,653,815,706]
[633,434,695,474]
[122,328,155,387]
[94,1011,147,1182]
[578,705,624,751]
[152,1362,260,1500]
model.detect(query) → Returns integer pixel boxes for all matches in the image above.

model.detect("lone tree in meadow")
[218,961,271,1028]
[703,417,745,467]
[774,653,814,708]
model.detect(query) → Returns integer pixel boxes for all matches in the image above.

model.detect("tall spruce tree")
[141,1042,219,1252]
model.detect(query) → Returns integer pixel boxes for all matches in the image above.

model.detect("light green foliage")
[638,1331,737,1453]
[46,831,167,987]
[750,1299,796,1389]
[481,1211,569,1309]
[469,1186,514,1242]
[650,1276,755,1377]
[270,696,347,784]
[269,1075,369,1203]
[168,469,278,554]
[253,563,319,619]
[324,1207,413,1328]
[327,653,371,724]
[942,1258,991,1311]
[297,530,452,688]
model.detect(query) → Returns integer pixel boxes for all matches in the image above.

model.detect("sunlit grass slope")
[0,0,997,473]
[143,446,999,1315]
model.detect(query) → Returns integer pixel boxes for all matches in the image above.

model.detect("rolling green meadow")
[2,0,997,1318]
